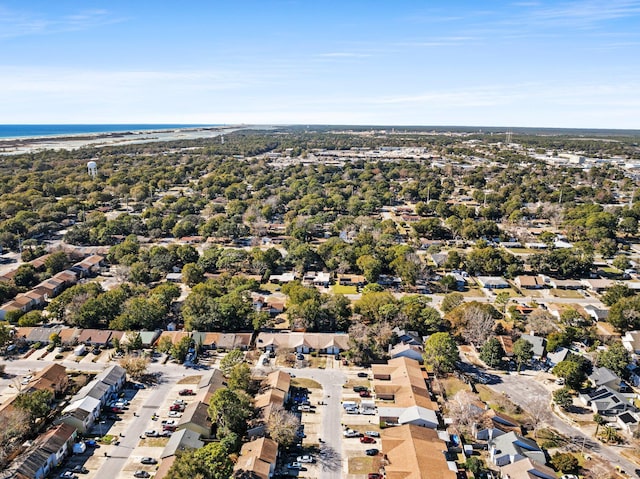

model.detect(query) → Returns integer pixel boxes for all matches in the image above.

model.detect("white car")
[296,455,314,463]
[286,462,302,469]
[168,411,182,418]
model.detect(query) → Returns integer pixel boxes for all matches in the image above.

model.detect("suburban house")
[26,364,69,397]
[263,370,291,402]
[336,273,366,287]
[380,425,457,479]
[93,365,127,395]
[581,278,613,293]
[77,329,113,347]
[514,275,545,290]
[59,396,101,433]
[476,276,510,289]
[302,271,331,288]
[579,386,637,416]
[488,431,545,466]
[622,331,640,356]
[196,369,227,404]
[70,255,104,277]
[473,410,522,440]
[177,401,213,439]
[519,334,546,361]
[617,411,640,435]
[588,367,630,392]
[388,343,424,363]
[8,423,77,479]
[255,332,350,354]
[160,428,204,459]
[500,457,556,479]
[233,437,279,479]
[378,404,439,429]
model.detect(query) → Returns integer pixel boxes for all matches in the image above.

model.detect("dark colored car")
[84,440,98,448]
[353,386,368,392]
[140,457,158,465]
[357,372,368,378]
[179,389,195,396]
[365,449,379,456]
[359,390,371,397]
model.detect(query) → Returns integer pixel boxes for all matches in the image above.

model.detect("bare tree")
[119,354,150,380]
[526,397,552,437]
[265,405,301,448]
[445,391,484,433]
[461,305,495,346]
[526,309,558,336]
[0,408,29,465]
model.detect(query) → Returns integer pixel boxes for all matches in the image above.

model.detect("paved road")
[96,367,185,479]
[485,370,638,474]
[282,366,347,479]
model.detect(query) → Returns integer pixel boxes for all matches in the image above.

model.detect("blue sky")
[0,0,639,128]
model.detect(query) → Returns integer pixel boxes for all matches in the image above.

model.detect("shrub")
[55,354,64,360]
[31,341,42,350]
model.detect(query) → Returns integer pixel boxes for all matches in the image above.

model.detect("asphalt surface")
[472,365,640,475]
[282,364,347,479]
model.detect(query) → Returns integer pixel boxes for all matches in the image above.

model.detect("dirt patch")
[177,375,202,384]
[439,376,471,398]
[292,378,322,389]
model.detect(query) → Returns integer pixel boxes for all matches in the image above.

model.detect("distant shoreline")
[0,125,245,155]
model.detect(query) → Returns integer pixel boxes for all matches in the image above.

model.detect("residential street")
[486,370,639,475]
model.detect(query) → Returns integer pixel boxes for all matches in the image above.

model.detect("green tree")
[513,338,534,372]
[14,390,53,428]
[166,441,234,479]
[111,297,165,330]
[465,457,485,477]
[157,336,174,354]
[479,338,505,368]
[553,360,587,389]
[227,363,251,391]
[0,324,12,348]
[207,388,253,436]
[593,413,605,436]
[182,262,205,287]
[17,310,42,326]
[220,348,244,376]
[125,331,143,351]
[550,452,579,474]
[596,341,631,378]
[608,295,640,332]
[553,387,573,410]
[44,251,68,275]
[441,292,464,313]
[170,336,192,363]
[599,425,621,444]
[602,283,635,307]
[423,332,458,376]
[12,264,37,288]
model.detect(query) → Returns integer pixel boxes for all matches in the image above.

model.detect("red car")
[368,474,383,479]
[169,404,185,412]
[360,436,376,444]
[359,390,371,397]
[178,389,195,396]
[162,425,177,432]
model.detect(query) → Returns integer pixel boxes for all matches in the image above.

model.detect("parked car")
[173,399,186,405]
[168,411,183,418]
[365,448,379,456]
[71,466,89,474]
[179,389,195,396]
[84,439,98,448]
[353,386,367,392]
[60,472,79,479]
[133,472,150,478]
[140,457,157,465]
[296,354,305,360]
[163,425,177,432]
[343,429,362,437]
[360,436,376,444]
[287,462,302,469]
[297,455,314,463]
[368,474,383,479]
[144,430,158,437]
[159,430,173,437]
[359,390,371,397]
[365,431,380,437]
[346,407,359,414]
[169,404,185,412]
[161,419,176,425]
[133,383,146,389]
[357,372,368,378]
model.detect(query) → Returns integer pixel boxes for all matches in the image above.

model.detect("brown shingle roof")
[382,425,456,479]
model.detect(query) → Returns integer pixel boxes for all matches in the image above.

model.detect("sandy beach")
[0,125,249,155]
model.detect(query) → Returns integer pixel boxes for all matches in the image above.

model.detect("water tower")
[87,160,98,178]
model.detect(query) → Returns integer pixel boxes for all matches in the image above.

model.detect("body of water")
[0,124,213,139]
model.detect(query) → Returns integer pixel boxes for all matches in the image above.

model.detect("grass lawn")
[550,289,583,299]
[506,248,537,254]
[292,378,322,389]
[476,385,530,422]
[177,375,202,384]
[308,356,327,369]
[439,376,471,398]
[348,456,374,474]
[332,284,358,294]
[139,437,169,447]
[260,282,282,293]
